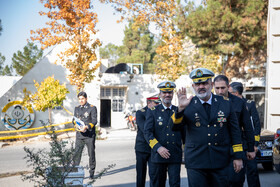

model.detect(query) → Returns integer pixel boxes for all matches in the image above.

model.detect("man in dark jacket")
[144,81,184,187]
[229,82,261,187]
[135,95,160,187]
[214,75,255,187]
[172,68,244,187]
[73,91,97,179]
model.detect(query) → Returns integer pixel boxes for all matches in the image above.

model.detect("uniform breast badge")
[217,110,226,127]
[195,113,201,127]
[84,112,89,118]
[157,116,163,125]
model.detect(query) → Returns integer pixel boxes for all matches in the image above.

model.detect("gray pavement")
[1,128,280,186]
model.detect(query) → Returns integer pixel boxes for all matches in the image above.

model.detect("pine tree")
[179,0,268,79]
[12,42,43,76]
[99,43,120,63]
[117,21,157,73]
[0,52,13,76]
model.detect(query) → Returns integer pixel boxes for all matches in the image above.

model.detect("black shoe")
[89,174,94,179]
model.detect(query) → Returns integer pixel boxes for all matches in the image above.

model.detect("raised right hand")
[177,87,193,112]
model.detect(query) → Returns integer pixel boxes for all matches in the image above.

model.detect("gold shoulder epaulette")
[90,105,94,107]
[223,96,229,101]
[151,106,155,110]
[140,108,145,112]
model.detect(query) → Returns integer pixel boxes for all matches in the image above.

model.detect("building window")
[113,88,118,96]
[101,88,105,97]
[112,99,124,112]
[105,88,111,97]
[101,87,126,112]
[119,88,125,96]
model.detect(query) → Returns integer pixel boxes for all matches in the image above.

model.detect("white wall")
[265,0,280,131]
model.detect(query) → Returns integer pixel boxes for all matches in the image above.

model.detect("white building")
[0,42,192,132]
[265,0,280,132]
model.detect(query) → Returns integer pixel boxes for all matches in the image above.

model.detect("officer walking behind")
[144,81,184,187]
[213,75,255,187]
[172,68,244,187]
[135,95,160,187]
[73,91,97,179]
[229,82,261,187]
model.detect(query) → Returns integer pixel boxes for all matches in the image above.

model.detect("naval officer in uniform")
[229,82,261,187]
[135,95,160,187]
[214,75,255,187]
[172,68,244,187]
[144,81,185,187]
[73,91,97,179]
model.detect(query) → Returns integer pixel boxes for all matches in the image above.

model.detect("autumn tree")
[12,42,43,76]
[22,76,69,124]
[0,52,13,76]
[179,0,268,79]
[102,0,188,80]
[31,0,101,90]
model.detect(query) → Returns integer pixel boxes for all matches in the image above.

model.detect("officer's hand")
[157,146,170,159]
[247,151,256,160]
[80,125,88,133]
[233,159,243,173]
[177,88,193,112]
[254,146,258,153]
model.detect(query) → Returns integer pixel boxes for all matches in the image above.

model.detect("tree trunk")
[48,108,52,125]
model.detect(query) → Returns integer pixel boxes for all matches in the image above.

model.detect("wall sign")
[1,101,35,130]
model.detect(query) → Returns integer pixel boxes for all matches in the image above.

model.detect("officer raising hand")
[172,68,243,187]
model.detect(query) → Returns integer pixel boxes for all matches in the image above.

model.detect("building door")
[100,87,127,129]
[100,99,111,128]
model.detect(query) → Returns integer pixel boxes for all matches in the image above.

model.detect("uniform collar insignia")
[214,98,217,102]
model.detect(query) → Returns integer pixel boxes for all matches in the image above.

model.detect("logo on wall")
[1,101,35,130]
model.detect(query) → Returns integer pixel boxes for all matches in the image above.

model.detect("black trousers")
[187,167,229,187]
[73,136,96,176]
[245,157,260,187]
[228,157,246,187]
[136,151,155,187]
[151,163,181,187]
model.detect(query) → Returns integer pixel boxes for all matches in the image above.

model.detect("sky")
[0,0,127,68]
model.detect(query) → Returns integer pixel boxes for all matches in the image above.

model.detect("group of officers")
[135,68,261,187]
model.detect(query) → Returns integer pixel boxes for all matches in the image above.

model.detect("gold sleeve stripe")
[149,138,158,149]
[89,123,94,128]
[232,144,243,152]
[255,135,260,142]
[171,113,183,124]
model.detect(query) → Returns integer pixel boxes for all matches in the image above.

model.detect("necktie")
[166,108,171,116]
[203,103,211,119]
